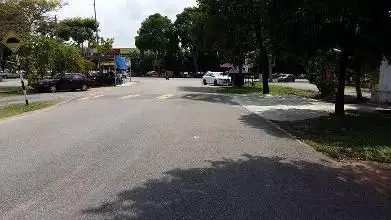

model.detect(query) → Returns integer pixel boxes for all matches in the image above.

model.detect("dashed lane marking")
[94,95,104,98]
[157,94,174,100]
[118,94,141,100]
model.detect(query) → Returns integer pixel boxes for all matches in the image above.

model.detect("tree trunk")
[238,60,244,87]
[355,75,363,100]
[193,49,198,77]
[0,45,3,72]
[335,50,348,116]
[261,51,270,94]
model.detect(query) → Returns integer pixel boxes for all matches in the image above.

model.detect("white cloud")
[56,0,197,48]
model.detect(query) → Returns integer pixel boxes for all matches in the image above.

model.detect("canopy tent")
[115,56,129,70]
[220,63,234,68]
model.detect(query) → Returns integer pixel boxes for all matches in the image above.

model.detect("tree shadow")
[181,93,240,106]
[82,155,391,220]
[238,114,289,138]
[250,108,331,122]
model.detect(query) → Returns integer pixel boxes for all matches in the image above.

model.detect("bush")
[308,52,338,97]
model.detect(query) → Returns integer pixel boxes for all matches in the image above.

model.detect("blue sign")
[115,56,129,70]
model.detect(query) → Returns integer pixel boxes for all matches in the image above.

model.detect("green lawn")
[0,101,57,119]
[217,82,318,98]
[275,111,391,163]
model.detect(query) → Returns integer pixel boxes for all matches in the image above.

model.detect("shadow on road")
[239,114,288,138]
[82,155,391,220]
[181,93,239,106]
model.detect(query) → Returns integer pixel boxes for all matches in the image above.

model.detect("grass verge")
[275,111,391,163]
[217,82,318,98]
[0,86,34,98]
[0,101,57,119]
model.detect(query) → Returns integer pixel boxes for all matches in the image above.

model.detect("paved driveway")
[0,78,390,219]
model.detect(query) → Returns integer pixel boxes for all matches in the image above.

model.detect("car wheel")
[2,75,7,79]
[203,79,207,85]
[81,84,88,91]
[214,79,218,86]
[49,85,57,93]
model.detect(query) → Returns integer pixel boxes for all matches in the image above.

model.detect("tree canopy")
[0,0,62,37]
[135,13,174,55]
[57,17,99,46]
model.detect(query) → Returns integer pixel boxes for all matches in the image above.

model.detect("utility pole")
[93,0,99,44]
[93,0,100,71]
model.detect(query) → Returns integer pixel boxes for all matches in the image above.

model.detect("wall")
[375,60,391,104]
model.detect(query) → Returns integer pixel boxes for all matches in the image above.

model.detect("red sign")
[110,48,120,55]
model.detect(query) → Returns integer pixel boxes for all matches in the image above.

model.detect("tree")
[135,13,176,74]
[0,0,62,67]
[18,35,93,83]
[293,0,391,116]
[0,0,62,35]
[198,0,257,87]
[90,37,114,55]
[57,17,98,48]
[135,13,174,54]
[175,7,206,75]
[249,0,391,115]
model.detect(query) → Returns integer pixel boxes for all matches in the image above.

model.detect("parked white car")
[202,71,232,86]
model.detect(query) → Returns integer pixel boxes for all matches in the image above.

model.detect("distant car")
[202,71,232,86]
[32,73,89,93]
[0,71,21,79]
[277,74,296,82]
[146,71,158,77]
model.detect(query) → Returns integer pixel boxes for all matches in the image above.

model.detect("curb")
[231,96,308,143]
[0,97,77,124]
[230,95,337,164]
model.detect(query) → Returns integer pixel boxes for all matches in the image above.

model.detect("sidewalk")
[231,94,387,122]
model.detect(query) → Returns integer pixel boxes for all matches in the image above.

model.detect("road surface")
[1,78,390,219]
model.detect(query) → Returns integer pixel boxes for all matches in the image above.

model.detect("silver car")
[0,70,22,79]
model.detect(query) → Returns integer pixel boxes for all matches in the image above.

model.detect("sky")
[56,0,197,48]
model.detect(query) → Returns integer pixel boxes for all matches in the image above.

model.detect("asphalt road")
[0,78,390,219]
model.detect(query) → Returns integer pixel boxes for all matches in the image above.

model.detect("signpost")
[2,32,22,52]
[2,32,28,105]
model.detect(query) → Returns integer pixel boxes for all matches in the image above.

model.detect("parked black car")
[32,73,89,93]
[88,71,117,87]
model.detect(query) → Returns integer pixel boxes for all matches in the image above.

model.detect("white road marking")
[118,94,141,100]
[76,97,90,101]
[117,82,135,87]
[94,95,104,98]
[157,94,174,100]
